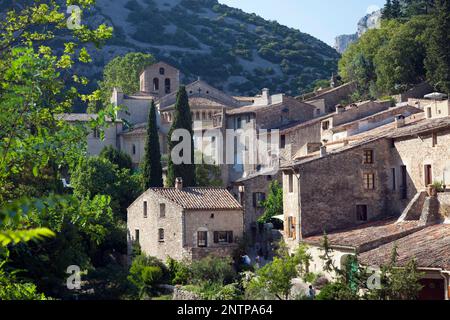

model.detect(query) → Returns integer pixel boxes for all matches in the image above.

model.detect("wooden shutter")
[227,231,234,243]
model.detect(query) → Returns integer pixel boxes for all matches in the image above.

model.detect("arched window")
[153,78,159,91]
[202,111,206,119]
[159,67,165,75]
[165,78,171,94]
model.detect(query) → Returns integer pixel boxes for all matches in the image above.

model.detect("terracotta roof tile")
[303,220,423,253]
[149,187,242,211]
[359,224,450,270]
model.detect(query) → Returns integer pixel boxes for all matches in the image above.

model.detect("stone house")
[281,113,450,300]
[127,178,244,262]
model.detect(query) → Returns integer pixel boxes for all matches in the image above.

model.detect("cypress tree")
[425,0,450,94]
[142,100,163,189]
[383,0,393,19]
[167,86,196,187]
[391,0,402,18]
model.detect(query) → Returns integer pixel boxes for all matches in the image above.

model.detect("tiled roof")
[389,116,450,138]
[148,187,243,211]
[359,224,450,270]
[160,96,229,112]
[226,96,315,115]
[303,220,423,253]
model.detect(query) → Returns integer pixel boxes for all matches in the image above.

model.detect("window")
[391,168,396,191]
[153,78,159,91]
[132,144,136,155]
[363,173,375,190]
[288,173,294,193]
[143,201,148,218]
[322,121,330,130]
[356,205,368,221]
[159,67,165,75]
[237,117,242,129]
[158,228,165,242]
[165,78,171,94]
[135,229,140,243]
[425,165,432,186]
[316,109,321,116]
[196,112,200,120]
[253,192,266,208]
[432,132,438,147]
[427,107,432,118]
[159,203,166,218]
[363,149,374,164]
[214,231,233,244]
[280,135,286,149]
[197,231,207,247]
[287,216,296,239]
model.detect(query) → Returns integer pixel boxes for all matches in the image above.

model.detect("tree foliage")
[142,100,163,189]
[167,86,196,187]
[99,145,133,170]
[258,180,283,224]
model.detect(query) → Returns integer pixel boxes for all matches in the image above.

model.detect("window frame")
[197,231,208,248]
[159,203,166,218]
[363,149,374,164]
[356,205,368,221]
[158,228,165,242]
[363,173,375,190]
[143,201,148,218]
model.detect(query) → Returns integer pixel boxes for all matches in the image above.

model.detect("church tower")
[139,62,180,98]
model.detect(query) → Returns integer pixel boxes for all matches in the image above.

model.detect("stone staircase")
[398,190,447,225]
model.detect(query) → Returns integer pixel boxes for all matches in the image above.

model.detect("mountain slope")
[1,0,340,96]
[86,0,340,96]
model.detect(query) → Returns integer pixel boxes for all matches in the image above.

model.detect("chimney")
[395,115,405,128]
[335,104,345,114]
[320,145,327,157]
[262,88,271,105]
[175,177,183,190]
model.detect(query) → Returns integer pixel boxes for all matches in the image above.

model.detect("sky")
[218,0,386,46]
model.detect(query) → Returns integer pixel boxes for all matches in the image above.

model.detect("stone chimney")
[261,88,271,105]
[395,115,405,128]
[175,177,183,190]
[335,104,345,114]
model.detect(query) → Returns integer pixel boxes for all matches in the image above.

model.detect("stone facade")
[139,61,180,98]
[127,185,244,262]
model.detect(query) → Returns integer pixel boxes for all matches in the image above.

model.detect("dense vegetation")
[339,0,450,100]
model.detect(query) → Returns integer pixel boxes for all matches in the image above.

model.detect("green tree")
[392,0,402,18]
[246,243,311,300]
[71,157,141,220]
[167,86,196,187]
[100,145,133,170]
[91,52,156,112]
[425,0,450,94]
[142,100,163,189]
[383,0,394,19]
[258,180,283,224]
[128,254,168,299]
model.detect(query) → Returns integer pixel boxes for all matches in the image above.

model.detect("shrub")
[190,256,236,285]
[166,257,191,285]
[128,254,168,299]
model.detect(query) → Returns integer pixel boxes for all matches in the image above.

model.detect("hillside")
[77,0,340,96]
[0,0,340,96]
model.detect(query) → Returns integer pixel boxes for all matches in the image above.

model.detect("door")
[425,165,432,186]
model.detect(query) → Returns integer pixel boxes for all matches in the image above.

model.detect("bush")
[128,254,168,299]
[315,282,359,300]
[100,145,133,170]
[190,256,236,285]
[166,257,191,285]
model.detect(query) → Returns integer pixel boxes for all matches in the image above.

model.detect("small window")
[427,107,432,118]
[165,78,171,94]
[253,192,266,208]
[159,203,166,218]
[237,117,242,129]
[288,173,294,193]
[135,229,140,243]
[287,216,296,239]
[432,133,437,147]
[363,173,375,190]
[391,168,396,191]
[159,67,165,75]
[322,121,330,130]
[197,231,207,247]
[132,144,136,155]
[158,228,165,242]
[356,205,368,221]
[363,150,374,164]
[143,201,148,218]
[153,78,159,91]
[214,231,233,244]
[316,109,321,116]
[280,135,286,149]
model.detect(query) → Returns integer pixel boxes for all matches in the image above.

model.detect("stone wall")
[302,82,357,113]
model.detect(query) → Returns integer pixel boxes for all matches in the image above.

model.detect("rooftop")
[57,113,120,123]
[226,96,315,116]
[359,224,450,270]
[146,187,242,211]
[303,219,423,253]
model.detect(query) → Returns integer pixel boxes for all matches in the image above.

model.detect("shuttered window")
[214,231,234,244]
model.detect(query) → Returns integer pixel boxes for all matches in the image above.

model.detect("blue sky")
[218,0,386,46]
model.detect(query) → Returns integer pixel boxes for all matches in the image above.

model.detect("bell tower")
[140,62,180,98]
